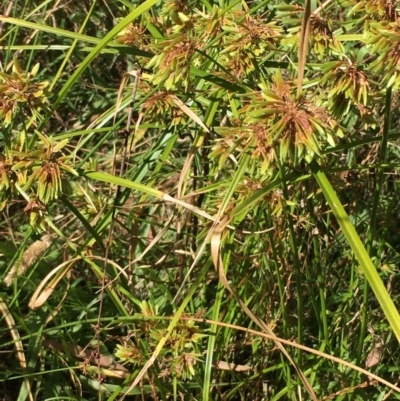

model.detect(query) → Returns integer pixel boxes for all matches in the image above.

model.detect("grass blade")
[310,159,400,344]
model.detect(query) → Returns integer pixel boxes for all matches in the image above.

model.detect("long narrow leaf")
[52,0,159,110]
[310,159,400,344]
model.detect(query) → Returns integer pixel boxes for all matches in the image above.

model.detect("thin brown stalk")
[297,0,311,97]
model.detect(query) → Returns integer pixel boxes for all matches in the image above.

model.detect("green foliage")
[1,0,400,400]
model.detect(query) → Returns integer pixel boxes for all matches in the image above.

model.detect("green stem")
[310,158,400,344]
[357,87,392,366]
[276,161,304,364]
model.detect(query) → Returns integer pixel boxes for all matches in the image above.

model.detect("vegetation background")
[1,0,400,400]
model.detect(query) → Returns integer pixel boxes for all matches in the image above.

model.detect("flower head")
[0,59,49,125]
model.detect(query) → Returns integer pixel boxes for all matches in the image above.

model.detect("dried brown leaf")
[4,234,52,286]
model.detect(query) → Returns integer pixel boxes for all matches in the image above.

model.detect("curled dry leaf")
[4,234,52,286]
[42,339,130,379]
[365,341,383,368]
[214,360,252,372]
[28,257,79,310]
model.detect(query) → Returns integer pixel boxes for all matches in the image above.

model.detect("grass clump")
[1,0,400,400]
